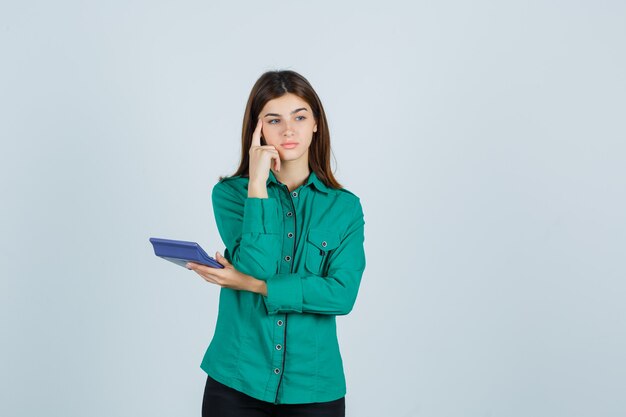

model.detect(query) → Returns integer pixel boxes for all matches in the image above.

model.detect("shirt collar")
[266,169,330,194]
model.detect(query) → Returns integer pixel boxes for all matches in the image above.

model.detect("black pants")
[202,374,346,417]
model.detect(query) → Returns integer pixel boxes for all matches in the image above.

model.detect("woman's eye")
[268,116,305,124]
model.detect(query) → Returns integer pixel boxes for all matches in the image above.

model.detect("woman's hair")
[219,69,343,189]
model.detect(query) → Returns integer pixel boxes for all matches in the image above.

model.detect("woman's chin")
[279,149,307,161]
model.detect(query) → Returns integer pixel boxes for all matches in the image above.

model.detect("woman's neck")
[271,160,310,192]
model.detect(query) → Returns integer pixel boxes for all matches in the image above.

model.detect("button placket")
[283,211,293,262]
[271,184,295,395]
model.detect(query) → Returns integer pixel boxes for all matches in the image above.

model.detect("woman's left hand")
[186,252,266,295]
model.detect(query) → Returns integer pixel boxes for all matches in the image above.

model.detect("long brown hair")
[218,70,343,189]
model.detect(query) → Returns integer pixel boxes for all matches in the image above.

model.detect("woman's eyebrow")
[264,108,308,117]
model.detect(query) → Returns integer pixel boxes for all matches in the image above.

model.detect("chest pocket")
[304,228,341,275]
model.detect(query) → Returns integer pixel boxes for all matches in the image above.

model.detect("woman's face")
[259,93,317,163]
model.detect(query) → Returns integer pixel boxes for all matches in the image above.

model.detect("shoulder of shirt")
[213,175,248,195]
[215,175,360,202]
[217,174,246,184]
[334,186,361,203]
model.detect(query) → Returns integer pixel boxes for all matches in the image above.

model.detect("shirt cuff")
[242,197,280,235]
[263,273,303,315]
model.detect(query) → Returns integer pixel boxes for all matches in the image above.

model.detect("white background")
[1,1,625,416]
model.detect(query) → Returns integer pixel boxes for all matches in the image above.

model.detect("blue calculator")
[149,237,224,269]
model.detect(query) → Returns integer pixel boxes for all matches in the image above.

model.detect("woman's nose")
[283,123,295,136]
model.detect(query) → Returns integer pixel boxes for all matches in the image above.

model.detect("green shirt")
[200,168,366,404]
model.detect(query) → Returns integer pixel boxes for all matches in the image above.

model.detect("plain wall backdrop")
[1,1,625,416]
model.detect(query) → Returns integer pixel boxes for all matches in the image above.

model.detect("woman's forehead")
[263,93,310,114]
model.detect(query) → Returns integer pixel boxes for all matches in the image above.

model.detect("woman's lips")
[281,142,299,149]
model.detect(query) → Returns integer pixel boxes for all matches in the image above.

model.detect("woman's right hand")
[249,117,281,186]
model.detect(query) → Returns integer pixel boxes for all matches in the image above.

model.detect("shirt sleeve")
[212,180,282,280]
[262,197,366,316]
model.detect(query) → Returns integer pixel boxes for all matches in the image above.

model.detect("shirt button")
[286,211,293,217]
[322,241,327,247]
[277,320,283,326]
[285,255,291,262]
[287,232,293,238]
[292,191,298,198]
[276,344,282,350]
[274,368,281,374]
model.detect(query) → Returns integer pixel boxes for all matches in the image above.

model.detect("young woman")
[186,70,367,417]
